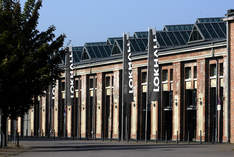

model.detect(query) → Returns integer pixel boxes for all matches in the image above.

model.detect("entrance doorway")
[162,91,173,140]
[209,87,216,142]
[185,89,197,141]
[137,92,146,140]
[87,77,97,139]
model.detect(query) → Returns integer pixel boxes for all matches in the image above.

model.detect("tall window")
[105,76,110,87]
[194,66,197,79]
[210,64,217,77]
[61,81,65,91]
[75,80,79,90]
[185,67,191,79]
[162,70,168,82]
[142,72,147,83]
[170,69,173,81]
[89,78,94,88]
[220,63,223,76]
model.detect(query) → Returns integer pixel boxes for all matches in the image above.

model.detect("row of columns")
[6,58,229,143]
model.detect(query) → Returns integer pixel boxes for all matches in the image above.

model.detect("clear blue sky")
[23,0,234,46]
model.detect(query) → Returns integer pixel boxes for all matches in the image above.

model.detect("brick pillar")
[7,118,11,136]
[17,117,21,136]
[150,66,159,140]
[196,59,207,141]
[130,68,138,139]
[225,9,234,143]
[41,96,46,136]
[54,80,59,136]
[151,101,159,140]
[96,73,103,139]
[67,105,72,137]
[113,70,121,139]
[172,62,182,140]
[81,75,87,138]
[30,107,34,136]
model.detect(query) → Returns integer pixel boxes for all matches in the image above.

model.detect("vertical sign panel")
[65,46,74,137]
[147,28,160,102]
[66,46,75,106]
[122,33,133,141]
[145,28,160,141]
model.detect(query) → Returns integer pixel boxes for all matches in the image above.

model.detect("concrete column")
[131,68,138,139]
[81,75,87,138]
[196,59,207,141]
[113,70,121,139]
[172,62,182,140]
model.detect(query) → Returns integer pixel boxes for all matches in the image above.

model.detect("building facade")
[7,10,234,143]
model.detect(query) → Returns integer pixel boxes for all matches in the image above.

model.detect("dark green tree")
[0,0,65,146]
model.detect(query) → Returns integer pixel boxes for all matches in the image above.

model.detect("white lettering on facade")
[127,39,133,94]
[69,51,74,98]
[153,34,160,92]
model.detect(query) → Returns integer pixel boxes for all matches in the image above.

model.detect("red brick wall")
[230,22,234,143]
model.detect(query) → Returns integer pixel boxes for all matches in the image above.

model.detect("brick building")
[7,10,234,143]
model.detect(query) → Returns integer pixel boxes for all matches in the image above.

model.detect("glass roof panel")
[197,23,211,39]
[92,46,102,57]
[134,31,148,38]
[117,40,123,51]
[156,32,166,47]
[218,23,226,36]
[141,39,148,48]
[160,32,173,47]
[86,47,96,58]
[167,32,179,46]
[212,23,225,38]
[203,23,219,38]
[196,17,223,23]
[85,42,106,46]
[130,39,141,52]
[107,37,122,45]
[97,46,107,57]
[103,46,112,56]
[180,31,190,42]
[164,24,193,31]
[81,49,91,60]
[111,44,121,55]
[136,39,147,51]
[173,32,186,44]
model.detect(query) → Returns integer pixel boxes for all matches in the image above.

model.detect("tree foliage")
[0,0,65,118]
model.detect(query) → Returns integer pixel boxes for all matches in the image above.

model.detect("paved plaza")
[1,139,233,157]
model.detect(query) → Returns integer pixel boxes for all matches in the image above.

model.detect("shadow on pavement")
[27,144,206,153]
